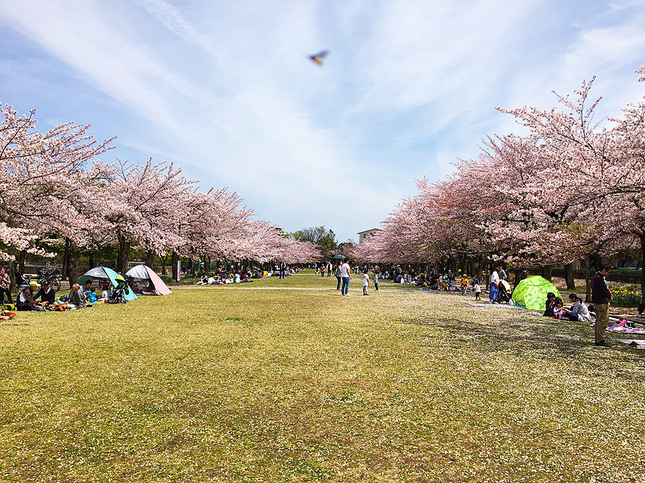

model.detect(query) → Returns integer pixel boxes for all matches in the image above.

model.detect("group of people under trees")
[471,264,615,348]
[5,258,621,348]
[195,261,299,285]
[340,262,618,348]
[6,273,132,312]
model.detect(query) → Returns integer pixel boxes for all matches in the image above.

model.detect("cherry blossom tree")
[99,158,195,273]
[0,103,113,286]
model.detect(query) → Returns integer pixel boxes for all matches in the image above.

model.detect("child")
[363,271,369,296]
[460,274,469,295]
[373,271,379,291]
[473,283,481,301]
[552,297,565,319]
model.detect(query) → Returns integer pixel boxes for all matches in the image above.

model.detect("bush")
[610,289,641,308]
[160,275,177,284]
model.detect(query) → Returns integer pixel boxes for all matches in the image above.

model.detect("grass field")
[1,270,645,481]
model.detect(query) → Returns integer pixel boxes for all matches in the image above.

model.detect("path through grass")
[1,271,644,481]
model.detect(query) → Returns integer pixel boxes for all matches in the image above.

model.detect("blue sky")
[1,0,645,243]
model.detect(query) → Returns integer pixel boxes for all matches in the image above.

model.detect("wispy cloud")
[1,0,644,241]
[134,0,219,56]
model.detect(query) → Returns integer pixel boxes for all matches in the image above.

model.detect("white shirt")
[340,263,350,277]
[363,273,369,286]
[490,271,499,285]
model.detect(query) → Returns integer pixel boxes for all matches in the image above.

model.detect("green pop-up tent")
[78,267,138,301]
[511,275,561,310]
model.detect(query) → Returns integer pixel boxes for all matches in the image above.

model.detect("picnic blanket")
[467,303,523,309]
[607,321,645,335]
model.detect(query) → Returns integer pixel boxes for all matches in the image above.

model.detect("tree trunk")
[171,251,179,281]
[640,235,645,306]
[564,263,575,290]
[145,250,155,268]
[18,250,26,275]
[116,232,129,274]
[8,247,16,293]
[540,265,552,281]
[584,256,592,302]
[62,239,70,282]
[66,240,81,285]
[161,255,167,275]
[513,268,523,289]
[88,251,96,271]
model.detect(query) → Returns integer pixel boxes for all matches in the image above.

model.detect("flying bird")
[309,50,328,66]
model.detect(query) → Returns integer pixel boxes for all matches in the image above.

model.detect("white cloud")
[2,0,645,242]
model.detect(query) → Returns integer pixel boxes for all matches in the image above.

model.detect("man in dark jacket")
[591,266,612,347]
[35,281,56,305]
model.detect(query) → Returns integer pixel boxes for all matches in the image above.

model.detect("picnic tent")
[77,267,138,301]
[125,265,172,295]
[511,275,561,310]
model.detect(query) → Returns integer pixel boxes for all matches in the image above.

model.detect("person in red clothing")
[591,266,612,347]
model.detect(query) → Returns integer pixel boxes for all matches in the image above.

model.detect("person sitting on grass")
[69,283,87,309]
[552,298,565,318]
[562,293,591,322]
[437,278,446,291]
[543,292,557,317]
[197,274,208,285]
[81,280,93,295]
[17,281,40,311]
[35,281,56,305]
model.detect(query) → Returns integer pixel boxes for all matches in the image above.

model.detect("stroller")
[108,275,134,304]
[498,280,512,304]
[108,286,127,304]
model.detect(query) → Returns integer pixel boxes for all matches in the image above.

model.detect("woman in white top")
[362,272,369,295]
[340,262,351,295]
[563,293,591,322]
[489,267,500,303]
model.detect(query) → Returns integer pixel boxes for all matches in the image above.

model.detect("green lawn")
[1,271,644,481]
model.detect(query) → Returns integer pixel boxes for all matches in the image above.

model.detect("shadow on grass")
[405,311,645,383]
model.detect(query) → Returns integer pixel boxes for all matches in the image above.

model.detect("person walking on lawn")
[591,266,612,347]
[340,260,351,296]
[334,263,342,291]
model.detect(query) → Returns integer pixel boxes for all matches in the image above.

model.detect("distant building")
[357,228,380,243]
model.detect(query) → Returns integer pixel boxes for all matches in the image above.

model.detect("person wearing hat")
[17,281,40,311]
[35,281,56,305]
